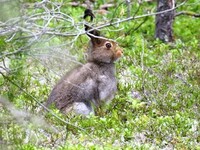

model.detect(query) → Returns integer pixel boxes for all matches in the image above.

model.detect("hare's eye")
[105,43,112,49]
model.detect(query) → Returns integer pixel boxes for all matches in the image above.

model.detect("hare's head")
[84,9,123,64]
[85,26,123,64]
[89,38,123,63]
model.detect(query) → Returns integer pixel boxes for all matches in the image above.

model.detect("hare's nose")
[117,47,123,54]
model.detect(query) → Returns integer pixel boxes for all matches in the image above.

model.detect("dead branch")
[92,1,186,31]
[0,0,187,40]
[0,0,188,61]
[176,11,200,17]
[0,71,88,133]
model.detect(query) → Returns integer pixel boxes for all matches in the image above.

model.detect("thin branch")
[0,71,88,134]
[175,11,200,17]
[36,1,188,38]
[0,1,187,60]
[133,17,148,31]
[126,0,131,18]
[90,1,187,32]
[0,1,186,42]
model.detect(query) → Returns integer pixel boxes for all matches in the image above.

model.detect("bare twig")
[0,0,187,63]
[0,0,186,43]
[175,11,200,17]
[126,0,131,18]
[90,1,186,32]
[0,71,88,134]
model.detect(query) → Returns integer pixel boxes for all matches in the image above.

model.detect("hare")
[46,18,123,115]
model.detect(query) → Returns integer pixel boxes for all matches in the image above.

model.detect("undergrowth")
[0,0,199,149]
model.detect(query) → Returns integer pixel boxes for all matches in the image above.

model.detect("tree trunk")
[155,0,175,42]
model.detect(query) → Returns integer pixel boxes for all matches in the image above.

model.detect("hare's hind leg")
[73,101,94,116]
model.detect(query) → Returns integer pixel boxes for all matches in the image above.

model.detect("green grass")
[0,0,200,149]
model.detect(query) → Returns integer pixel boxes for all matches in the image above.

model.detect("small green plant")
[0,0,199,149]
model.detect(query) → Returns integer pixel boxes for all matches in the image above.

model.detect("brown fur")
[46,24,123,115]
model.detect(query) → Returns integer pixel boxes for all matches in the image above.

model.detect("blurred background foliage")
[0,0,199,149]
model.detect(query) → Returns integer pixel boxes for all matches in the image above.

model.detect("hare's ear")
[83,9,95,22]
[83,9,102,45]
[85,24,102,45]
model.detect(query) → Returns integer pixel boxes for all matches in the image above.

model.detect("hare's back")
[47,63,98,109]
